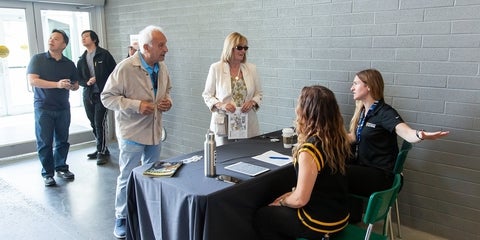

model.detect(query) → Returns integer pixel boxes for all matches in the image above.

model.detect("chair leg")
[388,209,395,240]
[395,199,402,238]
[365,224,373,240]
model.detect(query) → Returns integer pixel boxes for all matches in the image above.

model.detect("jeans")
[34,108,71,177]
[83,96,108,154]
[115,139,161,219]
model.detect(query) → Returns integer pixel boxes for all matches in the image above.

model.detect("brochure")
[228,107,248,139]
[143,161,183,177]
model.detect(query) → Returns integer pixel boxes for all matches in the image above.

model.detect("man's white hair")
[138,25,164,54]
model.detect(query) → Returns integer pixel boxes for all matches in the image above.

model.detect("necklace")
[231,66,241,80]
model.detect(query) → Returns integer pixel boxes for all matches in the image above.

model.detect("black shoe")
[56,170,75,179]
[44,176,56,186]
[97,153,109,165]
[87,151,98,159]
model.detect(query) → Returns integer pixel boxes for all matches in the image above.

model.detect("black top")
[77,46,116,102]
[354,99,404,172]
[294,136,349,234]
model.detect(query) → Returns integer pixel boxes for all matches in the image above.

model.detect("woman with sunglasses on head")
[202,32,263,145]
[347,68,449,222]
[254,85,352,240]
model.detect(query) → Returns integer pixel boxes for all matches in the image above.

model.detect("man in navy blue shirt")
[27,29,80,187]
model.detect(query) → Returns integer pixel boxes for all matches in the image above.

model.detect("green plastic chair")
[349,140,413,239]
[334,174,402,240]
[297,174,402,240]
[391,140,413,239]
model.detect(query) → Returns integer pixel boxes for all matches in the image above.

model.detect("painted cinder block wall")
[103,0,480,239]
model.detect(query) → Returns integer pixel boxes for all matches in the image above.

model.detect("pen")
[269,156,289,160]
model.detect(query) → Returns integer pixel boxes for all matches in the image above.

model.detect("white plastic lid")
[282,128,294,134]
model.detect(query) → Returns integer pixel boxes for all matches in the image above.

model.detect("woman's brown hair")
[294,85,351,174]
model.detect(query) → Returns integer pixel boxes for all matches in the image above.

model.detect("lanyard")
[356,100,378,143]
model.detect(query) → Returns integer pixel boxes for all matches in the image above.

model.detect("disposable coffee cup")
[282,128,294,148]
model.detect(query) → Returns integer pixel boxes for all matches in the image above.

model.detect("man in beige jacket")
[101,25,172,239]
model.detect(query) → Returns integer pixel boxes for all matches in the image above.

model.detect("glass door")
[0,1,101,158]
[0,4,34,115]
[0,1,93,116]
[35,5,92,108]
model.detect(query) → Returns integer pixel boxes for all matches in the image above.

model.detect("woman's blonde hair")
[348,69,385,140]
[293,85,351,174]
[220,32,248,63]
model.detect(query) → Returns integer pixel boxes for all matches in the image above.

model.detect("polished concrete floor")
[0,142,120,240]
[0,142,446,240]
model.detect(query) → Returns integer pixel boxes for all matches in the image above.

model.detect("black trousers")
[346,164,394,222]
[254,206,331,240]
[83,96,108,154]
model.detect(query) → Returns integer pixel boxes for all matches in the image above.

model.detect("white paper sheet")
[252,150,292,166]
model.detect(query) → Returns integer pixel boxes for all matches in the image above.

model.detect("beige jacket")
[101,52,172,145]
[202,61,262,138]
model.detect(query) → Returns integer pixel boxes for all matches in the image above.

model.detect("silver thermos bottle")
[204,130,216,177]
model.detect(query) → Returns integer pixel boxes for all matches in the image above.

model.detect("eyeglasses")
[234,46,249,51]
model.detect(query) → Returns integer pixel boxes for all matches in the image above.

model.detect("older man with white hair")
[101,25,172,239]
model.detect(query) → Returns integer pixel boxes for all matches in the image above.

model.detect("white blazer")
[202,61,263,138]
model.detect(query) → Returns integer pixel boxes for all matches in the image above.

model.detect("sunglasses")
[234,45,249,51]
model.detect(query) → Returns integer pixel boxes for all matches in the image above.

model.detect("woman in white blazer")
[202,32,263,145]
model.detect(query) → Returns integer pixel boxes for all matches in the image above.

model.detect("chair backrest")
[392,140,413,174]
[362,174,402,225]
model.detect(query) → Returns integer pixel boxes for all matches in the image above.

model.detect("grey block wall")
[104,0,480,239]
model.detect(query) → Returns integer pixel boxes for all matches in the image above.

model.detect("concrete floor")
[0,142,446,240]
[0,142,119,240]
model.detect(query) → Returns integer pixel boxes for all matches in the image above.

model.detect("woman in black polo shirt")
[254,85,352,240]
[347,69,449,222]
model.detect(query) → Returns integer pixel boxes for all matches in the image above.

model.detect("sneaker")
[87,151,98,159]
[113,218,126,239]
[56,170,75,179]
[44,176,56,186]
[96,153,109,165]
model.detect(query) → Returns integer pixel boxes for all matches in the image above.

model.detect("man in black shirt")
[77,30,116,165]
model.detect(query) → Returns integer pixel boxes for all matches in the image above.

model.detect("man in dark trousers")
[77,30,116,165]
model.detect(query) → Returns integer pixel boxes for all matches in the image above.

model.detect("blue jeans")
[115,139,161,219]
[34,108,71,177]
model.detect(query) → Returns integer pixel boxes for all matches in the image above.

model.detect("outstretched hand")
[421,130,449,140]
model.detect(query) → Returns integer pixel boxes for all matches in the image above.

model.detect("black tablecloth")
[126,132,296,240]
